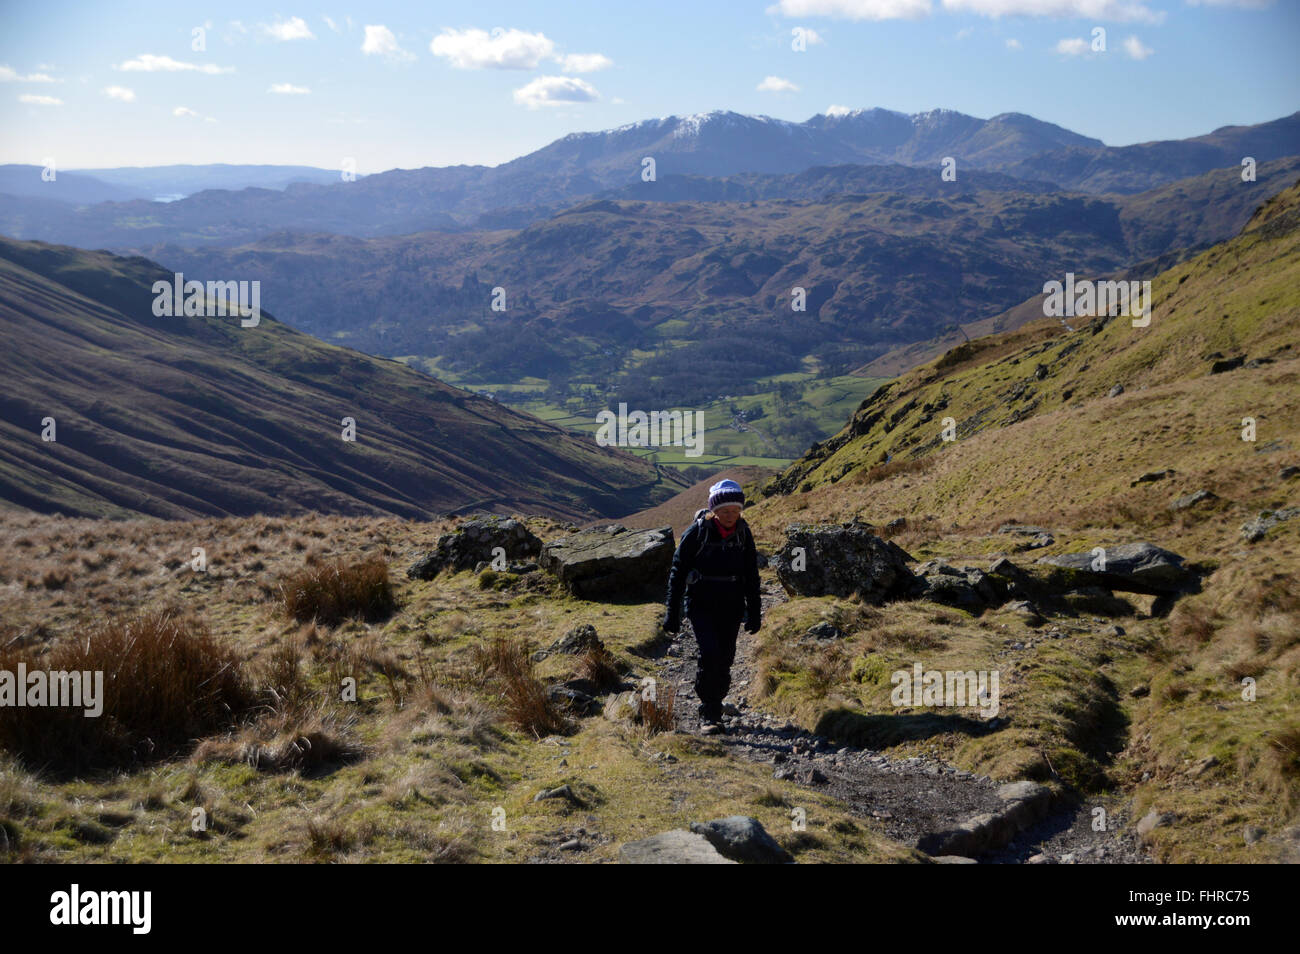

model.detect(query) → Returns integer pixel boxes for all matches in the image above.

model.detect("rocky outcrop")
[407,515,541,579]
[689,816,793,864]
[1035,542,1197,595]
[771,522,917,603]
[539,524,674,601]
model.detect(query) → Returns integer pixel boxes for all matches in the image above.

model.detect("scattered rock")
[1036,542,1196,595]
[1241,508,1300,543]
[1136,810,1174,841]
[913,561,1005,611]
[1243,826,1265,846]
[619,830,736,864]
[549,623,604,655]
[932,855,978,864]
[885,517,908,534]
[805,621,845,640]
[1187,755,1219,778]
[540,524,674,600]
[1170,489,1217,511]
[689,816,794,864]
[1129,684,1150,698]
[1281,465,1300,481]
[559,838,582,851]
[1210,355,1245,374]
[917,782,1053,858]
[408,516,542,579]
[534,784,578,804]
[1108,384,1125,397]
[1132,469,1175,487]
[771,523,917,603]
[996,524,1052,536]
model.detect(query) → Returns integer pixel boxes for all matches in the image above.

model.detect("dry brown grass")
[0,608,258,775]
[577,644,623,692]
[279,555,396,626]
[637,682,676,735]
[470,638,569,738]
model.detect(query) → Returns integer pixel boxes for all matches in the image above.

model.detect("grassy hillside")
[741,179,1300,862]
[0,237,685,521]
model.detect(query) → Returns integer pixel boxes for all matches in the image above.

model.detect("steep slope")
[740,182,1300,862]
[0,238,685,521]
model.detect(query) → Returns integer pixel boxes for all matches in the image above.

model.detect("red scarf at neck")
[714,519,737,539]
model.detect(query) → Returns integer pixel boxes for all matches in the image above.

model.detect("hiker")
[662,479,762,734]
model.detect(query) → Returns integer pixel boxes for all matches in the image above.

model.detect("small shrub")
[0,609,257,775]
[470,638,569,738]
[279,557,395,626]
[577,645,622,692]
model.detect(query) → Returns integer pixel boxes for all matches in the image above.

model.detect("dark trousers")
[689,608,741,717]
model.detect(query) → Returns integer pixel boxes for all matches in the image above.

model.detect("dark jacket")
[664,514,761,630]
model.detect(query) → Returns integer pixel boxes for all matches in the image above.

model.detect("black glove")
[662,612,681,635]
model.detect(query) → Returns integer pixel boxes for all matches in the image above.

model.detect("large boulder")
[771,522,917,603]
[540,524,674,601]
[408,515,542,579]
[689,816,794,864]
[619,830,736,864]
[912,561,1006,611]
[1035,542,1195,595]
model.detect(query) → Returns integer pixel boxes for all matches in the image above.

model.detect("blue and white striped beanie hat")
[707,479,745,511]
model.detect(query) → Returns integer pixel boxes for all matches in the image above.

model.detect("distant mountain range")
[0,237,684,520]
[144,156,1300,398]
[0,163,345,205]
[2,109,1296,248]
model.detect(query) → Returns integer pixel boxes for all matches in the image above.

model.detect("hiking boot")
[700,719,726,736]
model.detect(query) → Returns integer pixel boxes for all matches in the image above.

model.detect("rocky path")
[655,581,1151,863]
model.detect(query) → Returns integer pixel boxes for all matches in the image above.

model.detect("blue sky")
[1,0,1296,173]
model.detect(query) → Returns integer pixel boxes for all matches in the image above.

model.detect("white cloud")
[361,25,415,61]
[269,82,311,94]
[18,94,62,105]
[323,15,340,33]
[117,54,234,74]
[796,26,826,43]
[512,75,599,109]
[103,85,135,101]
[826,104,853,116]
[560,53,613,73]
[1122,34,1154,58]
[174,106,198,117]
[1054,36,1091,54]
[0,65,58,82]
[757,75,801,92]
[768,0,933,18]
[942,0,1162,20]
[769,0,1163,21]
[955,25,974,37]
[1185,0,1273,7]
[432,27,555,69]
[263,16,314,41]
[1006,37,1023,48]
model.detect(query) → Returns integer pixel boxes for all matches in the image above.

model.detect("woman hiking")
[662,479,762,735]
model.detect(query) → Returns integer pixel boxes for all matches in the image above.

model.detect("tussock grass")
[0,608,257,775]
[470,638,570,738]
[279,556,396,625]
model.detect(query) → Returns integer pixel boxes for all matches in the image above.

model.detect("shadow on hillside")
[815,708,996,748]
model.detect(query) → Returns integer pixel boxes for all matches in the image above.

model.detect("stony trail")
[654,581,1152,864]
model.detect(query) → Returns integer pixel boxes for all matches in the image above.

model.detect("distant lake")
[153,193,187,203]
